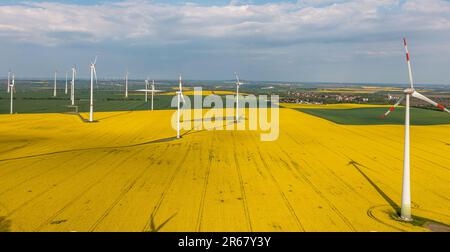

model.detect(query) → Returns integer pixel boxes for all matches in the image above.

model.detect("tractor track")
[142,143,193,232]
[0,152,86,196]
[195,137,214,231]
[89,144,172,231]
[248,132,305,231]
[278,129,356,231]
[34,147,150,231]
[231,131,253,232]
[4,151,113,224]
[0,136,177,163]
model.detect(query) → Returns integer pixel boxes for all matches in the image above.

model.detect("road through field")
[0,106,449,231]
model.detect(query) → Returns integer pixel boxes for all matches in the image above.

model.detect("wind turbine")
[125,70,129,98]
[135,79,161,110]
[145,78,149,102]
[10,72,15,114]
[176,75,185,139]
[89,57,98,122]
[65,71,68,94]
[70,66,76,106]
[151,80,156,111]
[53,70,58,97]
[380,38,450,221]
[7,70,11,93]
[234,72,244,122]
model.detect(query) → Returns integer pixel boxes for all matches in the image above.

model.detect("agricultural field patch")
[295,107,450,125]
[0,89,261,114]
[279,103,390,109]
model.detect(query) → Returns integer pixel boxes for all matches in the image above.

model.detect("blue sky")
[1,0,450,84]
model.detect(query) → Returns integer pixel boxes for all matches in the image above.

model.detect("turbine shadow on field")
[180,117,242,137]
[0,112,243,162]
[0,216,11,232]
[93,110,134,121]
[148,212,177,232]
[185,116,241,123]
[348,160,400,213]
[0,137,178,163]
[62,102,148,122]
[352,160,450,231]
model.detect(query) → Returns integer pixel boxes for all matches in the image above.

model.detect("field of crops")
[297,107,450,125]
[0,105,449,231]
[0,89,253,114]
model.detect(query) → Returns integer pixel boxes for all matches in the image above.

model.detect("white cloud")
[2,0,450,84]
[0,0,449,47]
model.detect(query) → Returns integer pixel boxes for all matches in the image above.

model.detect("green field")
[0,88,268,114]
[296,107,450,125]
[0,89,176,114]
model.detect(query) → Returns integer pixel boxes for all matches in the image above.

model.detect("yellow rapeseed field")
[0,105,449,232]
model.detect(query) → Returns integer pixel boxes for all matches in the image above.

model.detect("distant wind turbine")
[234,72,244,122]
[176,75,185,139]
[89,56,98,122]
[380,38,450,221]
[145,78,149,102]
[151,80,156,111]
[53,70,58,97]
[65,71,68,95]
[10,72,15,114]
[71,66,76,106]
[125,70,129,98]
[136,79,161,110]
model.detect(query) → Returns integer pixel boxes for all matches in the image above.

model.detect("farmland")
[0,105,449,232]
[296,107,450,125]
[0,88,255,114]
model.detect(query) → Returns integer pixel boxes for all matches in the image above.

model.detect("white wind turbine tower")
[70,66,76,106]
[10,72,15,114]
[145,78,149,102]
[65,71,68,94]
[176,75,185,139]
[136,79,161,110]
[234,72,244,122]
[53,70,58,97]
[89,56,98,122]
[380,38,450,221]
[151,80,157,111]
[7,70,11,93]
[125,71,129,98]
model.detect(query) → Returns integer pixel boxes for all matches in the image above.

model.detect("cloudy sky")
[1,0,450,84]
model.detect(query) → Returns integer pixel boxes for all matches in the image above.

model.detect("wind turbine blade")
[235,72,240,85]
[93,56,98,65]
[180,93,186,103]
[380,96,405,118]
[412,91,450,113]
[135,89,163,92]
[403,38,414,89]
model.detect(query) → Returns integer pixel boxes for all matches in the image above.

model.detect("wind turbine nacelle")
[404,88,415,94]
